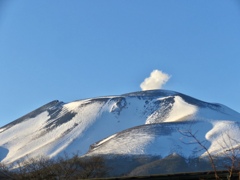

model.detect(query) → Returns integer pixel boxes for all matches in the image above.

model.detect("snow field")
[0,89,240,164]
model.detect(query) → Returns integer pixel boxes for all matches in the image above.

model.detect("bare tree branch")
[179,129,219,180]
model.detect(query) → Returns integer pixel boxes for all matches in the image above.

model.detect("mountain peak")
[0,90,239,167]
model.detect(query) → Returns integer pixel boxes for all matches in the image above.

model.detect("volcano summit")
[0,90,240,175]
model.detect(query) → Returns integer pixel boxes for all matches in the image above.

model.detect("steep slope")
[0,90,239,165]
[86,120,240,158]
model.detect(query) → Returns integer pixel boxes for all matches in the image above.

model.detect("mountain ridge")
[0,89,239,171]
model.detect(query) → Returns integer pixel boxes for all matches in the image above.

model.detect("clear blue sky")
[0,0,240,127]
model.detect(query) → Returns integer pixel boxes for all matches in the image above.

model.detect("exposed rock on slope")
[0,90,239,170]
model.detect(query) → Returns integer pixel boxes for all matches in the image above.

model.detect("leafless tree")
[217,132,240,180]
[179,129,219,180]
[1,154,108,179]
[0,162,13,179]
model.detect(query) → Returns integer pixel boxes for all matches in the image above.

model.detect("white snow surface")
[87,120,240,159]
[0,90,240,164]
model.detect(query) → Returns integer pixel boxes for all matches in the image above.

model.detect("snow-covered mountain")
[0,90,240,172]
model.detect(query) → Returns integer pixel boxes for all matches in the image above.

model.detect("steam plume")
[140,70,170,91]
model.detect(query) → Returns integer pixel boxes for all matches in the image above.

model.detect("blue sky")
[0,0,240,127]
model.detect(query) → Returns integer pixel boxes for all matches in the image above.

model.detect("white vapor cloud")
[140,70,170,91]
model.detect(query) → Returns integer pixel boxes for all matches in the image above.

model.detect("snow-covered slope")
[87,120,240,158]
[0,90,239,165]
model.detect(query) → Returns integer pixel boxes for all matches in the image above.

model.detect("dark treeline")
[0,154,108,180]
